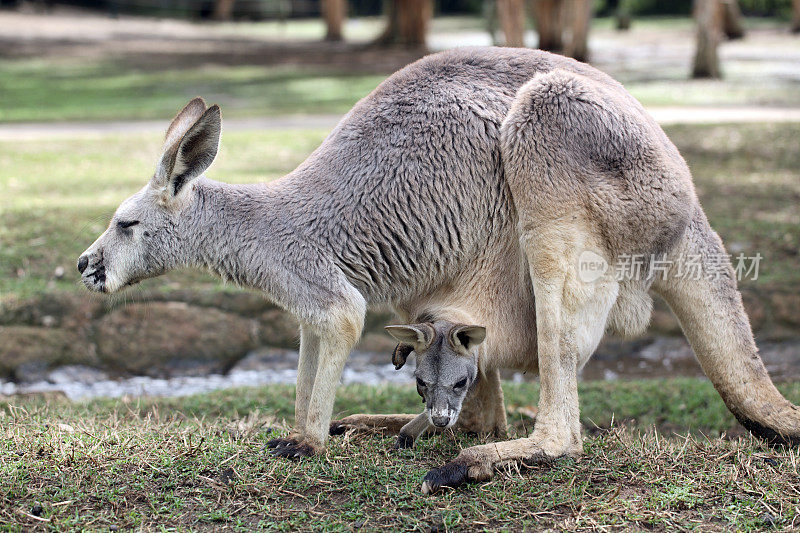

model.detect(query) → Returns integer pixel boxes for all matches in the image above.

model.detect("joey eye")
[117,220,140,229]
[454,378,468,390]
[416,377,427,388]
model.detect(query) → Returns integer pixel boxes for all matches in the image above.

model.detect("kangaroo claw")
[264,437,297,449]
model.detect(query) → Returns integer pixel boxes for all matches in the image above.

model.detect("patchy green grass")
[669,123,800,288]
[0,128,329,299]
[2,15,800,123]
[2,122,798,301]
[2,379,800,530]
[2,57,797,124]
[0,60,386,123]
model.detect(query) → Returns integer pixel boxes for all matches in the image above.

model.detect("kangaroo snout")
[77,249,107,293]
[431,415,451,428]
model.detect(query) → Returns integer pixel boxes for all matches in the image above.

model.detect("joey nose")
[431,415,450,428]
[77,255,89,274]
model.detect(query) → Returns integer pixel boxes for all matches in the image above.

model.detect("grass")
[2,122,798,301]
[2,60,796,124]
[0,60,386,123]
[2,15,799,124]
[0,128,330,299]
[2,378,800,530]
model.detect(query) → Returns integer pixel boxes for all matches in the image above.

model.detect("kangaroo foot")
[329,421,349,436]
[267,437,320,459]
[421,460,470,494]
[420,433,580,495]
[264,436,300,450]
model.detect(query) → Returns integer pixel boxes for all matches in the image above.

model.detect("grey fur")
[386,321,485,429]
[79,47,800,467]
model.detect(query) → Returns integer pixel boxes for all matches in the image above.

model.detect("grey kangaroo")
[79,47,800,495]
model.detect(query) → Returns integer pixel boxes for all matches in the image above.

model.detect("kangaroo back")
[654,208,800,445]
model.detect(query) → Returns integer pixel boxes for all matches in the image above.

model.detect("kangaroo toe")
[329,421,348,436]
[420,460,470,495]
[263,436,298,451]
[270,440,318,459]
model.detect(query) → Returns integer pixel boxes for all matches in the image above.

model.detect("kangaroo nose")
[431,415,450,428]
[77,255,89,274]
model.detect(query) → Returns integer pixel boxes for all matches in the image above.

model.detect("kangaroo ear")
[449,325,486,351]
[164,97,206,148]
[154,102,221,197]
[385,324,434,352]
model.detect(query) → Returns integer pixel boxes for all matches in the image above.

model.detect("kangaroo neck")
[184,177,294,290]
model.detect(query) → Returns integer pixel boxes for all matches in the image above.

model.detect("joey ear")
[154,104,221,197]
[449,325,486,351]
[385,324,434,351]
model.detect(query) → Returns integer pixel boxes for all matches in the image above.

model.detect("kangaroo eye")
[416,378,426,388]
[454,378,468,389]
[117,220,140,229]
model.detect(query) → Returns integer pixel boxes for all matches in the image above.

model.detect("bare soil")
[0,7,424,73]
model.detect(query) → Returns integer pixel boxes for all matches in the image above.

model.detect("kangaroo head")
[386,321,486,429]
[77,98,221,293]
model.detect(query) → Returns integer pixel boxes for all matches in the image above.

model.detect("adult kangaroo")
[78,47,800,492]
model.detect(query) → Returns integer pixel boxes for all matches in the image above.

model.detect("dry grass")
[2,382,800,531]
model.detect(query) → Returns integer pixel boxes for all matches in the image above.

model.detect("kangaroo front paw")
[270,439,320,459]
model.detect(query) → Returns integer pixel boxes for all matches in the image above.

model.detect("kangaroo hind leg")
[422,222,617,494]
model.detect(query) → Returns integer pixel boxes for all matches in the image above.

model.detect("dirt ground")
[0,6,424,73]
[3,6,800,84]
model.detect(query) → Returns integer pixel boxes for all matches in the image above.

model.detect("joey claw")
[420,461,470,495]
[395,433,415,449]
[392,343,414,370]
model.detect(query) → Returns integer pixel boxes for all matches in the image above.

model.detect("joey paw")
[392,343,414,370]
[394,433,415,450]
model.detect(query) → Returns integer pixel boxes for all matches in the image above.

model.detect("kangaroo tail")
[653,208,800,446]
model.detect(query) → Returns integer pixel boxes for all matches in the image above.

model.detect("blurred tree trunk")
[497,0,525,47]
[565,0,592,61]
[792,0,800,33]
[212,0,236,20]
[692,0,722,78]
[719,0,745,39]
[604,0,630,30]
[531,0,564,52]
[374,0,432,48]
[615,0,632,31]
[485,0,501,45]
[322,0,347,41]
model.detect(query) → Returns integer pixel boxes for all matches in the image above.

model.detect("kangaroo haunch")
[79,47,800,495]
